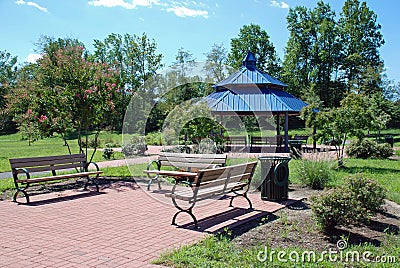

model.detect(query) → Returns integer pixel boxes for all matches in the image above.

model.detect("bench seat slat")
[16,171,103,184]
[159,152,227,159]
[15,163,85,174]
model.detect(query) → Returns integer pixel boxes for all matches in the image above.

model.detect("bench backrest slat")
[10,154,87,174]
[157,152,227,170]
[195,161,257,188]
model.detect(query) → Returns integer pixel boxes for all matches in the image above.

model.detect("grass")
[153,156,400,268]
[153,232,400,267]
[0,132,125,173]
[289,158,400,204]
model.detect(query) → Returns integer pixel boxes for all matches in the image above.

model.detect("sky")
[1,0,399,83]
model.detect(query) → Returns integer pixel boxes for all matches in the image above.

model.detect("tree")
[315,93,389,166]
[8,42,121,160]
[338,0,385,94]
[203,43,232,83]
[0,50,18,132]
[282,2,343,106]
[227,24,281,76]
[93,33,163,130]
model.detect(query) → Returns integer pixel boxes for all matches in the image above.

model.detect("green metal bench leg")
[147,175,161,191]
[13,189,30,204]
[229,188,253,210]
[171,195,198,228]
[172,208,198,228]
[84,175,100,192]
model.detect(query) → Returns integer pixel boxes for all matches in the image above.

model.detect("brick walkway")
[0,181,302,267]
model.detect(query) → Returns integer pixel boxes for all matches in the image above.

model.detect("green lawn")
[0,132,124,173]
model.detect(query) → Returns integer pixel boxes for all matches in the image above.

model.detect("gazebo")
[205,52,308,153]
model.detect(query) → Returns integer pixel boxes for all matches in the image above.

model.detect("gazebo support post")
[313,125,317,152]
[276,113,280,136]
[284,112,289,153]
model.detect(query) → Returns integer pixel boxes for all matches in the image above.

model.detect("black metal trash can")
[384,135,394,147]
[258,156,291,201]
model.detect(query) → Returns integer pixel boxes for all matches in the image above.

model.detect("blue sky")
[1,0,399,83]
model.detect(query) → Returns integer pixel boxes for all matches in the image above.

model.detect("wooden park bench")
[165,161,258,228]
[250,135,284,151]
[144,152,227,190]
[224,136,247,152]
[9,154,102,204]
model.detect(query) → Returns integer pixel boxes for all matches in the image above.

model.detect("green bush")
[122,136,147,156]
[295,153,335,189]
[348,176,386,213]
[192,138,219,154]
[311,176,387,231]
[161,145,191,153]
[102,143,114,160]
[346,139,393,159]
[374,143,394,159]
[310,188,365,231]
[145,132,162,145]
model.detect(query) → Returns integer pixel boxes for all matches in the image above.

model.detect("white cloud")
[167,6,208,18]
[270,1,289,9]
[88,0,159,9]
[16,0,48,12]
[25,53,42,63]
[88,0,209,18]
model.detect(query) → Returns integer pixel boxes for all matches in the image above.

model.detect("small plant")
[311,176,387,231]
[374,143,394,159]
[347,176,386,213]
[346,139,393,159]
[161,145,191,153]
[102,143,114,160]
[192,138,220,154]
[295,153,335,189]
[122,136,147,156]
[310,188,365,231]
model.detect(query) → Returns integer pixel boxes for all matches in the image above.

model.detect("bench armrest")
[147,160,161,171]
[85,162,100,172]
[14,168,31,181]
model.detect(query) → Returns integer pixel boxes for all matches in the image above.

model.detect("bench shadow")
[177,207,269,233]
[22,191,105,206]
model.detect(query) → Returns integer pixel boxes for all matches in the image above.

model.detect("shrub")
[310,188,365,231]
[122,136,147,156]
[346,139,393,159]
[102,143,114,160]
[295,153,335,189]
[346,139,376,159]
[81,137,101,148]
[311,177,387,231]
[192,138,218,154]
[348,176,386,213]
[162,145,191,153]
[374,143,394,159]
[145,132,162,145]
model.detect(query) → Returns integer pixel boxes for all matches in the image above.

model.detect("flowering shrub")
[311,176,386,231]
[122,136,147,156]
[310,188,365,231]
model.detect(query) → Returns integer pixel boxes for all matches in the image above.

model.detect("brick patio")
[0,181,301,267]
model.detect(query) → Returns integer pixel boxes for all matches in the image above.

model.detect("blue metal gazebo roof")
[207,52,307,114]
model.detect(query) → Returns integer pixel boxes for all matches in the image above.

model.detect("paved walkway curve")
[0,146,303,267]
[0,182,301,267]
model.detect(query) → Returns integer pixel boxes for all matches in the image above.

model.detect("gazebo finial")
[242,51,257,71]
